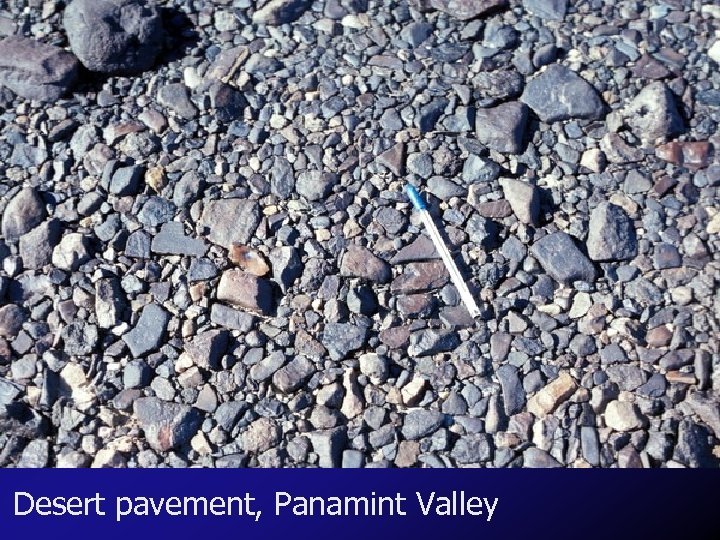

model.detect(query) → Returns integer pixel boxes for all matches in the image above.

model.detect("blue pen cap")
[405,184,426,211]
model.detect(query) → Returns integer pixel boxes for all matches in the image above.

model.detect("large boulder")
[64,0,163,74]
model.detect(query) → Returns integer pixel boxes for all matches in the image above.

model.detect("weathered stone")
[531,232,596,284]
[321,323,368,361]
[122,304,170,357]
[521,64,604,122]
[52,233,91,271]
[604,400,645,431]
[622,82,683,144]
[527,372,577,416]
[586,202,637,261]
[475,102,528,154]
[200,199,261,247]
[133,397,202,452]
[340,245,391,283]
[401,409,444,440]
[273,356,315,393]
[184,330,229,370]
[497,364,526,415]
[1,187,46,242]
[426,0,509,21]
[229,244,270,276]
[151,222,207,257]
[391,261,449,293]
[252,0,312,24]
[0,36,77,102]
[217,269,273,315]
[500,179,539,225]
[522,0,567,19]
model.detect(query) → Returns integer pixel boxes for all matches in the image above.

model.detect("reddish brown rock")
[656,141,714,170]
[391,260,449,293]
[217,269,273,315]
[340,245,391,283]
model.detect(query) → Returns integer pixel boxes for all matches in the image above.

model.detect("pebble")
[122,304,170,357]
[586,202,637,261]
[530,232,597,284]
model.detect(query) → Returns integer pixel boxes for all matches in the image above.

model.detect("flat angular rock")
[19,220,60,269]
[521,64,604,122]
[240,417,281,453]
[340,245,391,283]
[158,83,197,120]
[472,70,524,107]
[252,0,312,24]
[307,427,346,468]
[426,0,509,20]
[64,0,163,74]
[273,356,315,393]
[391,260,449,293]
[270,246,303,292]
[408,328,460,356]
[500,178,539,225]
[200,199,260,246]
[210,304,255,331]
[0,37,79,101]
[586,202,637,261]
[497,364,526,415]
[2,187,46,242]
[402,409,444,440]
[133,397,201,452]
[52,233,91,271]
[622,82,683,145]
[523,447,562,467]
[151,222,207,257]
[376,143,406,175]
[476,102,529,153]
[530,232,596,284]
[391,235,439,264]
[296,170,338,201]
[527,371,576,416]
[95,277,124,329]
[217,269,273,315]
[123,304,170,357]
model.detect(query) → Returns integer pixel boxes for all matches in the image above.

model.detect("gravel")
[0,0,717,470]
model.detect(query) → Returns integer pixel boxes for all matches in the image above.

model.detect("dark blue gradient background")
[1,469,718,538]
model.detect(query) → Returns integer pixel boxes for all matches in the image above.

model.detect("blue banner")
[1,469,718,538]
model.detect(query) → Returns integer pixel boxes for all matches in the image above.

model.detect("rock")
[426,0,509,21]
[462,154,501,183]
[522,0,567,19]
[252,0,312,24]
[125,230,151,258]
[273,356,315,393]
[408,329,460,356]
[340,245,391,283]
[240,417,281,453]
[210,304,254,332]
[359,353,389,382]
[391,261,449,293]
[229,244,270,276]
[321,323,368,361]
[500,179,539,225]
[0,37,79,101]
[401,409,444,440]
[452,433,493,463]
[296,170,338,201]
[604,401,645,431]
[184,330,229,370]
[17,439,50,468]
[200,199,260,247]
[250,352,286,382]
[64,0,163,74]
[270,157,294,198]
[523,447,562,467]
[475,101,529,154]
[157,83,197,120]
[497,364,526,415]
[586,202,637,261]
[122,304,170,357]
[123,360,151,389]
[530,232,596,284]
[391,236,439,264]
[655,141,713,170]
[472,70,524,107]
[61,322,98,356]
[214,401,247,432]
[109,165,143,196]
[340,370,363,419]
[0,304,25,338]
[270,246,303,292]
[521,64,604,122]
[417,98,449,132]
[622,82,683,144]
[217,269,273,315]
[52,233,91,271]
[0,377,22,406]
[19,220,60,269]
[1,187,46,242]
[376,143,406,175]
[133,397,201,452]
[685,392,720,437]
[674,420,717,468]
[307,427,346,468]
[95,278,124,329]
[527,372,577,416]
[151,222,207,257]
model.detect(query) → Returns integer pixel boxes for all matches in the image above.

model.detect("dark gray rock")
[0,304,25,338]
[321,323,368,361]
[184,330,229,370]
[158,83,197,120]
[580,426,600,466]
[521,64,604,122]
[151,222,207,257]
[417,98,449,132]
[271,157,294,198]
[61,322,98,356]
[462,155,501,183]
[64,0,163,74]
[95,277,124,329]
[210,304,255,332]
[187,258,218,282]
[133,397,201,452]
[426,0,509,21]
[0,37,79,101]
[476,101,528,154]
[1,187,46,242]
[497,364,525,415]
[523,447,562,467]
[530,232,596,284]
[273,356,315,393]
[125,230,151,258]
[122,304,170,357]
[472,70,524,107]
[307,427,346,468]
[214,401,248,432]
[408,329,459,356]
[451,433,493,463]
[110,165,143,196]
[138,197,176,227]
[587,202,637,261]
[402,409,444,440]
[296,170,338,201]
